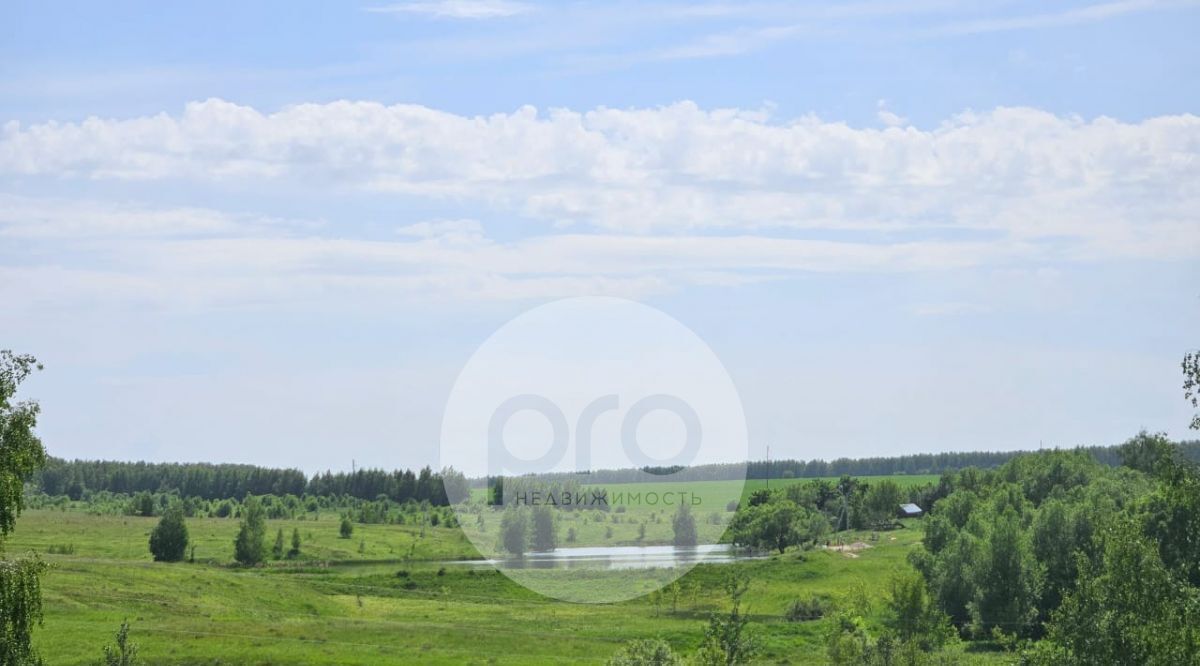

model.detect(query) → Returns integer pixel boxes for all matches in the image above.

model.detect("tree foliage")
[606,638,682,666]
[102,620,140,666]
[499,506,528,556]
[729,499,827,554]
[671,503,697,547]
[233,496,267,565]
[1184,350,1200,430]
[1,351,46,538]
[148,504,189,562]
[0,350,48,665]
[910,433,1200,663]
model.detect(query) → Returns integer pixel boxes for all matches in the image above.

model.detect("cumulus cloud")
[1,99,1197,312]
[2,99,1197,264]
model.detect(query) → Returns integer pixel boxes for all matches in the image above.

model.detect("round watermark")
[440,297,748,603]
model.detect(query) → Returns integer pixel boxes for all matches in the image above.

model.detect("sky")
[1,0,1198,475]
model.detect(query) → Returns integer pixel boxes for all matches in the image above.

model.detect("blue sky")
[1,0,1198,473]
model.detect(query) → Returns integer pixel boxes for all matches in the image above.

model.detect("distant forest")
[484,438,1200,486]
[29,438,1199,504]
[33,460,460,506]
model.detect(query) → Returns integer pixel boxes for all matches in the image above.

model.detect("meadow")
[9,491,1006,665]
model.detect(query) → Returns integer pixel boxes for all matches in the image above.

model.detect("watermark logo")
[440,297,747,603]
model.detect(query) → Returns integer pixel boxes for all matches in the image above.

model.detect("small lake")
[444,543,764,570]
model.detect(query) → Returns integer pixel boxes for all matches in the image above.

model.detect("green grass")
[12,502,1006,665]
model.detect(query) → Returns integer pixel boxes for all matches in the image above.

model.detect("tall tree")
[233,496,267,566]
[499,507,528,556]
[1033,520,1200,665]
[148,504,189,562]
[0,350,49,665]
[672,503,698,548]
[531,505,557,552]
[864,479,904,528]
[1184,350,1200,430]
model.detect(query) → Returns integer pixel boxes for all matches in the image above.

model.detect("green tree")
[864,480,903,529]
[233,496,267,566]
[1033,520,1200,665]
[131,491,156,518]
[1184,350,1200,430]
[0,350,49,665]
[338,516,353,539]
[969,510,1043,638]
[531,505,557,551]
[272,528,285,559]
[671,503,698,547]
[729,500,823,554]
[289,528,301,558]
[499,506,528,556]
[884,570,955,651]
[148,504,189,562]
[695,575,758,665]
[102,620,140,666]
[1119,431,1180,475]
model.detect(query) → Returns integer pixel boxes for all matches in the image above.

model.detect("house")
[898,502,924,518]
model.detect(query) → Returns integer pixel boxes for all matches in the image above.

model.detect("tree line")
[33,458,468,506]
[471,440,1200,487]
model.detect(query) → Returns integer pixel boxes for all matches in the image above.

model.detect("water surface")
[445,543,762,570]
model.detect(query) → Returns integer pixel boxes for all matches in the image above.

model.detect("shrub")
[785,595,831,622]
[148,505,189,562]
[102,620,139,666]
[606,638,682,665]
[339,516,354,539]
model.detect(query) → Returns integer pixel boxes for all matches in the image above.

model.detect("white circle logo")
[440,297,748,603]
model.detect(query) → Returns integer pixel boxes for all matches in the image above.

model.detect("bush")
[786,595,831,622]
[148,505,189,562]
[339,516,354,539]
[606,638,682,665]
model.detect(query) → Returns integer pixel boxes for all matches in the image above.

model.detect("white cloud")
[395,218,485,241]
[3,100,1198,260]
[876,100,908,127]
[0,194,309,239]
[0,193,1023,311]
[366,0,531,19]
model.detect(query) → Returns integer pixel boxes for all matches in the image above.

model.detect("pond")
[444,543,765,570]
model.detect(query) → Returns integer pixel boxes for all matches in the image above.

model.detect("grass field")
[10,487,1007,665]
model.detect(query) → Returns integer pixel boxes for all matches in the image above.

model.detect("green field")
[9,492,1004,665]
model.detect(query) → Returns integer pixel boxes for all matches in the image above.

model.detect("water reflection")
[447,544,760,571]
